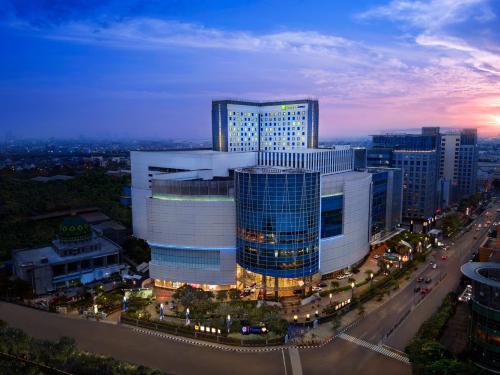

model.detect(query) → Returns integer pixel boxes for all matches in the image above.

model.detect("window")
[321,194,343,238]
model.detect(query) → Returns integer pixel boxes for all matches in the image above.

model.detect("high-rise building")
[368,131,440,220]
[212,99,319,152]
[368,127,478,220]
[131,99,372,296]
[439,128,478,204]
[367,168,403,240]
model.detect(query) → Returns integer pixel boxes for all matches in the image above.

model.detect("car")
[414,286,421,293]
[425,277,432,284]
[317,282,328,288]
[417,277,424,283]
[441,255,448,260]
[420,288,429,295]
[312,286,322,292]
[432,264,437,269]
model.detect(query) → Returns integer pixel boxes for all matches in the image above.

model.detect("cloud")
[9,17,352,55]
[357,0,495,30]
[416,34,500,76]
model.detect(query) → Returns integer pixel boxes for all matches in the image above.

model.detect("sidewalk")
[291,256,433,346]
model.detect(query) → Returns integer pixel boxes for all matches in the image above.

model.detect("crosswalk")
[337,333,410,364]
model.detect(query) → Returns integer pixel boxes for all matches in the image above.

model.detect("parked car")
[312,286,322,292]
[420,287,430,295]
[317,282,328,288]
[417,277,424,283]
[432,264,437,269]
[425,277,432,284]
[414,286,421,293]
[441,255,448,260]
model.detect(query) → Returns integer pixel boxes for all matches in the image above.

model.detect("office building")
[131,99,372,295]
[368,129,441,220]
[367,168,403,240]
[439,129,478,204]
[212,99,319,152]
[13,216,122,295]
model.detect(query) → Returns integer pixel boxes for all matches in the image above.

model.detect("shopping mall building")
[131,99,372,296]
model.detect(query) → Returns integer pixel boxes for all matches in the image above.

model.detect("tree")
[228,288,241,301]
[216,290,228,301]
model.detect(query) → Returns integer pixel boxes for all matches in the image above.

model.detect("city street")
[0,198,497,375]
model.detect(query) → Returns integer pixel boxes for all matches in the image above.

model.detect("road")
[0,197,497,375]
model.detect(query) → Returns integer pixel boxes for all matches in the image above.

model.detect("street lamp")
[329,293,333,304]
[351,282,355,298]
[293,315,298,323]
[370,273,374,288]
[226,314,231,333]
[315,310,319,318]
[306,313,310,321]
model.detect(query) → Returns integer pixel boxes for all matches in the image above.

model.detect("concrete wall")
[319,172,372,275]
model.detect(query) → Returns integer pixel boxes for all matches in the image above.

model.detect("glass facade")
[370,172,388,236]
[393,151,437,219]
[150,246,221,271]
[235,167,320,279]
[462,264,500,372]
[321,194,343,238]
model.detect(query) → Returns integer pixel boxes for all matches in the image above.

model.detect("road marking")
[282,349,288,375]
[338,333,410,364]
[288,347,303,375]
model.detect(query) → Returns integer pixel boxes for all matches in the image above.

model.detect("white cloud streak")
[357,0,495,30]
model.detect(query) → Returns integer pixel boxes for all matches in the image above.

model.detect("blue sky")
[0,0,499,140]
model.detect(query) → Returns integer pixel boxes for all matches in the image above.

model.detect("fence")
[120,316,285,347]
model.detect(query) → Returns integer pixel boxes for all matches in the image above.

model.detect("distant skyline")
[0,0,499,139]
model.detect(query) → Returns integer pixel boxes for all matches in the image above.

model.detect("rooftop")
[461,262,500,288]
[13,233,121,267]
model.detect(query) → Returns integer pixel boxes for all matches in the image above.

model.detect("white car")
[312,286,322,292]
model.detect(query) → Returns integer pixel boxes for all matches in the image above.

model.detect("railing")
[120,316,285,347]
[152,179,234,197]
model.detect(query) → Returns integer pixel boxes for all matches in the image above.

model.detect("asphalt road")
[0,197,497,375]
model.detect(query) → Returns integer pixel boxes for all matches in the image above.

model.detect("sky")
[0,0,499,140]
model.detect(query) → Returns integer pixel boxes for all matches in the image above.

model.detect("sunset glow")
[0,0,499,139]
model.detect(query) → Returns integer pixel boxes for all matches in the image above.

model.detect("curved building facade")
[462,262,500,372]
[235,167,320,295]
[148,179,238,289]
[319,172,372,275]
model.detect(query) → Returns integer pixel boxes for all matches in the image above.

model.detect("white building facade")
[131,148,371,293]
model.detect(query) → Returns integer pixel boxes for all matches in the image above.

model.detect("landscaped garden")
[121,284,288,342]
